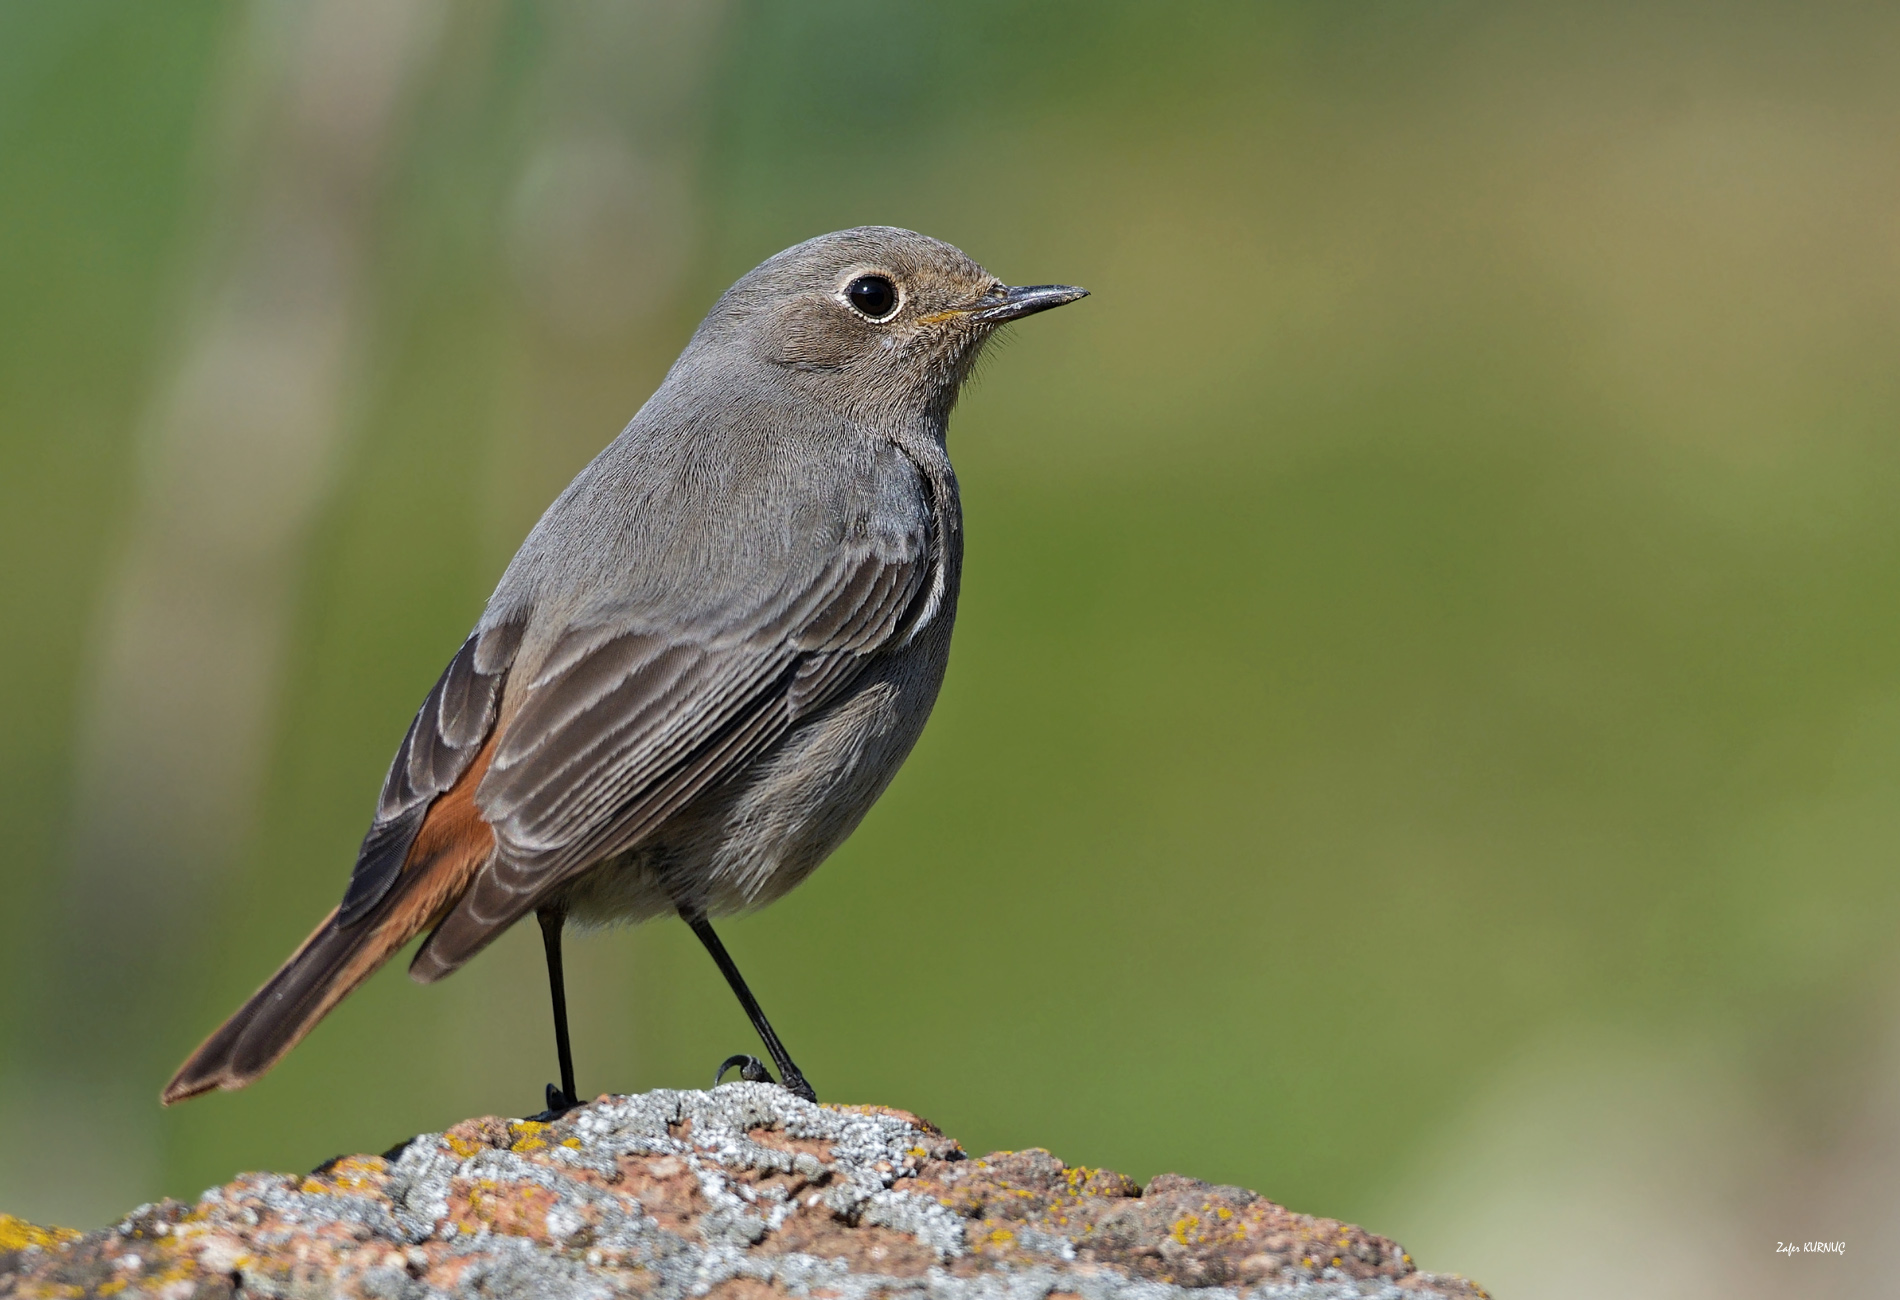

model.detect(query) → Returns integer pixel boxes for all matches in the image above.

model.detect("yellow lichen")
[0,1213,81,1253]
[444,1133,487,1160]
[509,1121,552,1153]
[133,1254,204,1294]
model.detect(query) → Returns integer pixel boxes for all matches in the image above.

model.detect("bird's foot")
[526,1082,583,1123]
[713,1053,818,1103]
[713,1053,774,1086]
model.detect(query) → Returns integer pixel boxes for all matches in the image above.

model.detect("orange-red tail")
[161,902,420,1103]
[162,736,499,1104]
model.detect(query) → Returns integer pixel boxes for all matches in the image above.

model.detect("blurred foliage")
[3,2,1899,1291]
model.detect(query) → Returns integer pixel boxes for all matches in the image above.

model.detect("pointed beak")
[971,283,1090,324]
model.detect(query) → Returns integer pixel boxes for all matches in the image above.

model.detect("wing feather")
[336,621,523,925]
[408,470,940,977]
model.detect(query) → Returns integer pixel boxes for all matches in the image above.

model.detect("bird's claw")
[713,1053,818,1103]
[714,1053,775,1086]
[526,1081,582,1123]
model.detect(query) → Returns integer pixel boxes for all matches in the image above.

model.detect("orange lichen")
[445,1177,563,1241]
[301,1155,388,1195]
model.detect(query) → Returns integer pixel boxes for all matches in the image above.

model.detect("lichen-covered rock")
[0,1085,1485,1300]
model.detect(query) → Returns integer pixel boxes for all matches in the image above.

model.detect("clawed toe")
[713,1053,775,1086]
[713,1053,817,1103]
[526,1081,582,1123]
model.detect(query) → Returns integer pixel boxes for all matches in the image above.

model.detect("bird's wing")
[336,621,525,926]
[406,478,939,980]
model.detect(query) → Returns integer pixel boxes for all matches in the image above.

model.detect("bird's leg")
[529,905,582,1120]
[682,909,817,1103]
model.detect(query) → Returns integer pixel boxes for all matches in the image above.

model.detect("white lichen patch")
[44,1086,1473,1300]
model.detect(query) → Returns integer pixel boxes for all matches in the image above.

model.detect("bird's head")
[692,226,1087,421]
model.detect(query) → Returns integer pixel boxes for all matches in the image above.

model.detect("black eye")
[846,275,898,319]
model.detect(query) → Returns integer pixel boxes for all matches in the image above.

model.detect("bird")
[162,226,1087,1113]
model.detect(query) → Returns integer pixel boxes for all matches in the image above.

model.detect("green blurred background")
[4,2,1897,1294]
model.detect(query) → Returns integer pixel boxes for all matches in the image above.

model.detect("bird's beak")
[970,284,1090,323]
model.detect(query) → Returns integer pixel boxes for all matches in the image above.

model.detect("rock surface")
[0,1086,1485,1300]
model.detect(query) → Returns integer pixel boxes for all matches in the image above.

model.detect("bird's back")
[484,351,947,659]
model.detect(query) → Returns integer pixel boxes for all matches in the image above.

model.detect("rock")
[0,1085,1485,1300]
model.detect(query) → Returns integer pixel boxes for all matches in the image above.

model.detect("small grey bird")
[164,226,1086,1110]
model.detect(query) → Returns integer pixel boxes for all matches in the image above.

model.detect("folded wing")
[408,478,939,980]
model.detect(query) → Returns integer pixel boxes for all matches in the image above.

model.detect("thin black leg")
[533,905,581,1118]
[682,910,817,1103]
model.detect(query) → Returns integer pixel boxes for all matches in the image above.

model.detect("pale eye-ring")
[846,274,899,320]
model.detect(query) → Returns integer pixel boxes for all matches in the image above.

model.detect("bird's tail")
[161,894,443,1105]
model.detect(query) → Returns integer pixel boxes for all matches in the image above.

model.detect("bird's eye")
[846,275,899,320]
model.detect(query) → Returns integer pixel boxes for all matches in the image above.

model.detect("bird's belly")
[559,635,947,929]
